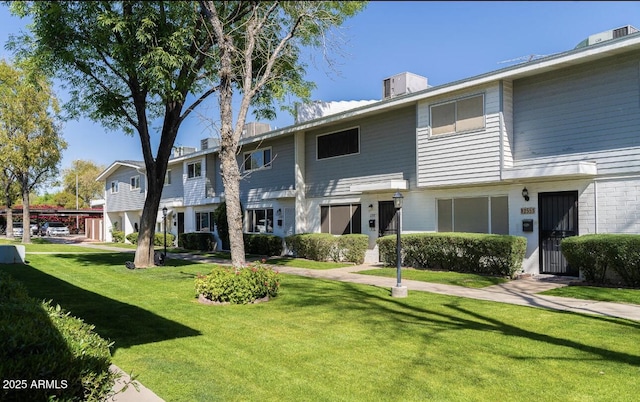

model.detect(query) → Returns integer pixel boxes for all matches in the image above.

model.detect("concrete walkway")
[58,241,640,401]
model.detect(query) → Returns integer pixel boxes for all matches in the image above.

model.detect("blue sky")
[1,1,639,175]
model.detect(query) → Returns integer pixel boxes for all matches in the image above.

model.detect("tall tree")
[61,160,106,208]
[199,1,366,266]
[0,59,66,243]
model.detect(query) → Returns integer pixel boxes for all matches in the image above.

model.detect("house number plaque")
[520,207,535,215]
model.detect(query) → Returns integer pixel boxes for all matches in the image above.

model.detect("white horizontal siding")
[417,84,502,187]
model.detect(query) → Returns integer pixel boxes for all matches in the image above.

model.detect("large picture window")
[195,211,214,232]
[320,204,361,235]
[247,209,274,233]
[317,127,359,160]
[437,196,508,234]
[431,94,484,135]
[187,161,202,178]
[243,148,272,171]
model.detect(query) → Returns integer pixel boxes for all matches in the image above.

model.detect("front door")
[538,191,578,275]
[177,212,185,236]
[378,201,398,237]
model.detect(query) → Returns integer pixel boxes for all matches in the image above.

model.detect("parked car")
[30,222,39,236]
[41,222,70,237]
[12,223,23,237]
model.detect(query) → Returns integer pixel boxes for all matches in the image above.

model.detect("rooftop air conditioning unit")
[173,146,197,158]
[242,122,271,139]
[383,72,428,99]
[201,138,220,150]
[575,25,639,49]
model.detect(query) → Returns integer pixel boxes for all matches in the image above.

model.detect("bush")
[285,233,368,263]
[111,230,125,243]
[562,234,640,286]
[126,232,176,247]
[0,272,117,401]
[243,233,283,256]
[194,262,280,304]
[178,232,217,251]
[377,232,527,278]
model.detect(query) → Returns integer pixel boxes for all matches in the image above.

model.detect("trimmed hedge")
[195,263,280,304]
[561,234,640,286]
[243,233,283,256]
[285,233,368,264]
[179,232,217,251]
[377,232,527,278]
[0,272,117,401]
[111,230,125,243]
[125,232,176,247]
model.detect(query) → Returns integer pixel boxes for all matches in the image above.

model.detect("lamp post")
[162,206,168,263]
[391,191,407,298]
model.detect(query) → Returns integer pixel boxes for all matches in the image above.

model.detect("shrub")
[562,234,640,286]
[111,230,125,243]
[126,232,175,247]
[0,272,117,401]
[377,232,527,278]
[194,262,280,304]
[213,201,243,250]
[178,232,217,251]
[337,234,369,264]
[243,233,283,256]
[285,233,368,263]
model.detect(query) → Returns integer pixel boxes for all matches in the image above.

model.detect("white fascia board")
[261,190,297,199]
[350,179,408,193]
[502,161,597,180]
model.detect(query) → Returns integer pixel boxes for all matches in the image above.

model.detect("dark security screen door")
[378,201,398,237]
[539,191,578,275]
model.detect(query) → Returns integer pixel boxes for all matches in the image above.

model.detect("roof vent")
[383,72,428,99]
[575,25,639,49]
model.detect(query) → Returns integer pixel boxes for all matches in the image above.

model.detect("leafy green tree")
[8,1,365,266]
[61,160,106,208]
[199,1,366,266]
[0,60,66,243]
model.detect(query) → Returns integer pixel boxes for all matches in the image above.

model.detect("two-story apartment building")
[97,25,640,276]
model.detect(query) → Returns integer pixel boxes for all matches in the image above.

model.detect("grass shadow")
[49,252,200,268]
[0,262,201,350]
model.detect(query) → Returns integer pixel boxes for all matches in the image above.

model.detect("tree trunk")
[5,206,13,239]
[21,185,31,244]
[133,170,163,268]
[220,147,245,267]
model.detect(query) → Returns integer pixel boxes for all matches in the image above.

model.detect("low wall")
[0,245,26,264]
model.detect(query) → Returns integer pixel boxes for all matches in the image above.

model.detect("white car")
[43,222,70,236]
[12,223,23,237]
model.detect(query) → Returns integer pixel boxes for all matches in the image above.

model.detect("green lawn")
[265,257,353,269]
[2,253,640,401]
[358,267,510,288]
[0,238,112,253]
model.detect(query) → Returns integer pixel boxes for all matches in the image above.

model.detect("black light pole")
[162,206,168,263]
[392,191,407,297]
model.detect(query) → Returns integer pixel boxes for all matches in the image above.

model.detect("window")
[431,94,484,135]
[247,209,274,233]
[187,161,202,178]
[195,212,214,232]
[130,175,140,190]
[437,196,508,234]
[164,169,172,185]
[317,127,359,160]
[243,148,272,171]
[320,204,361,235]
[110,181,118,194]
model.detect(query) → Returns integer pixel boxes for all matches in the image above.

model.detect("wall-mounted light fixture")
[368,204,373,209]
[276,208,282,217]
[522,187,530,202]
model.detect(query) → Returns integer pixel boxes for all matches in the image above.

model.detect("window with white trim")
[317,127,359,160]
[320,204,362,235]
[187,161,202,179]
[243,148,272,171]
[437,196,508,234]
[431,94,485,136]
[110,181,118,194]
[246,209,274,233]
[164,169,172,185]
[130,175,140,190]
[195,211,214,232]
